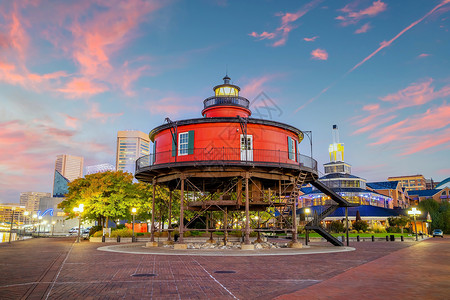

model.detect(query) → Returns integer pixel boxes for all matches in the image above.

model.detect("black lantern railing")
[203,96,250,110]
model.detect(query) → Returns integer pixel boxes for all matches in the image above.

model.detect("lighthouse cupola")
[202,75,251,118]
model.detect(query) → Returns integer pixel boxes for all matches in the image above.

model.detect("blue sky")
[1,0,449,203]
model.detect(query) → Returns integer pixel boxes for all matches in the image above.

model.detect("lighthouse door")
[240,134,253,161]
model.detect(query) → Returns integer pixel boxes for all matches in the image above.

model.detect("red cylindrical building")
[136,76,318,247]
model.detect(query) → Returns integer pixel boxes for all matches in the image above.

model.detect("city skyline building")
[19,192,51,213]
[53,155,83,198]
[116,130,150,174]
[54,154,84,182]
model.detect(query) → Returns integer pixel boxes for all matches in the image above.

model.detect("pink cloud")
[368,103,450,150]
[86,103,123,123]
[363,103,380,111]
[353,115,396,135]
[248,32,276,40]
[146,96,198,116]
[0,118,112,201]
[401,128,450,155]
[418,53,430,58]
[57,78,107,98]
[303,36,319,42]
[348,0,450,73]
[311,48,328,60]
[297,0,450,111]
[249,0,322,47]
[0,1,164,98]
[62,114,79,129]
[437,168,450,175]
[337,1,387,26]
[240,74,281,98]
[380,79,450,109]
[355,23,371,34]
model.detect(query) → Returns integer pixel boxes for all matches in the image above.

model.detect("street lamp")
[131,207,137,242]
[38,216,43,237]
[304,208,311,245]
[8,207,16,243]
[408,207,421,241]
[73,204,84,243]
[23,211,30,234]
[52,221,56,236]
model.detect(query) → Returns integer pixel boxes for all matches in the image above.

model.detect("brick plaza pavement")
[0,237,448,299]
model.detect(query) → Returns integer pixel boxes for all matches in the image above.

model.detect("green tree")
[59,171,140,228]
[418,198,450,233]
[353,220,368,232]
[388,216,410,233]
[328,220,344,233]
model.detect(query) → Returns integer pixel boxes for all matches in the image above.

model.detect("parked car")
[432,229,444,238]
[69,227,79,234]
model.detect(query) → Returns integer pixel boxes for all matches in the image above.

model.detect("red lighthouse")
[136,76,353,248]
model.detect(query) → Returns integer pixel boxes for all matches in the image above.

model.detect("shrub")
[374,228,387,233]
[183,231,192,237]
[92,230,103,237]
[89,225,102,237]
[328,221,345,233]
[116,224,125,229]
[110,228,133,237]
[353,220,369,232]
[386,226,400,233]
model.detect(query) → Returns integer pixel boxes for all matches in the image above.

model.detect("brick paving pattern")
[0,237,448,299]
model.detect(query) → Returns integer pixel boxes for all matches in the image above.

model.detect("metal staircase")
[305,179,359,246]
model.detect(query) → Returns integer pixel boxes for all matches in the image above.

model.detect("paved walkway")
[0,237,448,299]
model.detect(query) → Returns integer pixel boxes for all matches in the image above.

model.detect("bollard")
[390,235,395,241]
[117,235,121,243]
[132,236,136,243]
[386,236,389,241]
[357,235,360,242]
[372,235,375,242]
[401,236,404,242]
[102,235,105,243]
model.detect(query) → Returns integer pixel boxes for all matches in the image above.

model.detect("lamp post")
[24,211,29,235]
[305,208,311,245]
[32,214,37,235]
[131,207,137,242]
[38,216,43,237]
[8,207,16,243]
[408,207,421,241]
[43,221,47,235]
[73,204,84,243]
[52,221,56,236]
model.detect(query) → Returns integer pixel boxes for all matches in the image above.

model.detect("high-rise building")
[116,131,150,173]
[53,155,83,197]
[19,192,51,213]
[55,155,83,182]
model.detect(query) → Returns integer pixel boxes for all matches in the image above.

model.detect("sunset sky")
[1,0,449,203]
